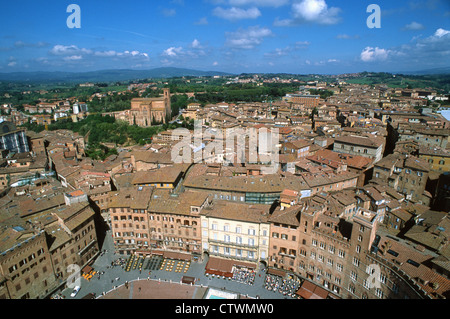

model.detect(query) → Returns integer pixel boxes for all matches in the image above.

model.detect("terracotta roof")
[132,165,186,185]
[269,205,301,226]
[377,235,450,298]
[67,190,85,197]
[335,135,383,148]
[308,149,373,169]
[148,189,209,215]
[202,200,270,224]
[296,280,329,299]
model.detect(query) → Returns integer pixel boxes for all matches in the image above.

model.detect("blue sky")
[1,0,449,74]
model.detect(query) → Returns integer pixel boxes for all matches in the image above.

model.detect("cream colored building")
[200,200,270,265]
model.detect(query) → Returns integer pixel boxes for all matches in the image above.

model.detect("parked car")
[70,286,81,297]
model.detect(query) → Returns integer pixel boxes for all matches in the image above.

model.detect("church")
[105,88,172,127]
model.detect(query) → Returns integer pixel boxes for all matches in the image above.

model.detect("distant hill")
[0,67,233,83]
[396,67,450,75]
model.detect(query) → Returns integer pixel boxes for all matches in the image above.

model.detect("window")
[336,263,343,272]
[363,279,371,290]
[312,239,317,246]
[236,226,241,234]
[348,285,355,294]
[352,257,360,267]
[379,273,386,284]
[392,283,399,294]
[338,249,345,258]
[350,271,357,281]
[366,265,375,275]
[375,288,383,298]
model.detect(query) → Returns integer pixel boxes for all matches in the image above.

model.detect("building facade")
[200,201,271,265]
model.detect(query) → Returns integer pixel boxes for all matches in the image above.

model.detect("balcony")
[278,250,296,258]
[208,238,258,250]
[209,251,257,262]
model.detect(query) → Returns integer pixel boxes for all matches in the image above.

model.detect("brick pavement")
[60,230,294,300]
[99,280,203,299]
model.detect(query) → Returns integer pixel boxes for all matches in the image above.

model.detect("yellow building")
[131,164,187,189]
[200,200,270,265]
[418,146,450,172]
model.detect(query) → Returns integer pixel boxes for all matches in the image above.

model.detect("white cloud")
[264,47,291,57]
[225,26,272,49]
[213,6,261,20]
[293,0,340,24]
[94,50,117,57]
[360,47,390,62]
[213,61,219,66]
[434,28,450,37]
[63,55,83,61]
[403,21,425,31]
[50,45,91,55]
[163,47,184,57]
[191,39,201,49]
[7,61,17,67]
[47,44,150,67]
[358,28,450,68]
[161,41,208,64]
[275,0,341,26]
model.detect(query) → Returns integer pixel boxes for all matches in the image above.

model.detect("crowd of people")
[109,257,127,268]
[231,266,256,285]
[264,274,301,298]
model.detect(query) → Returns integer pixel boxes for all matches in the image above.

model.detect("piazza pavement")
[56,230,298,300]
